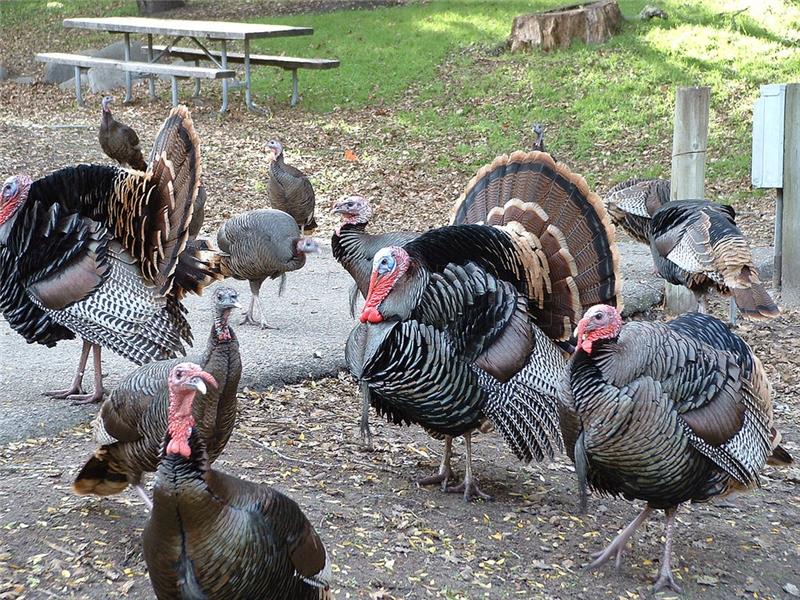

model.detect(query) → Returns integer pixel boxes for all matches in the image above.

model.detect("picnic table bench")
[38,17,337,112]
[35,52,235,107]
[151,45,340,106]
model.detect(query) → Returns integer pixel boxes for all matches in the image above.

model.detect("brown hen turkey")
[0,105,219,404]
[73,287,242,510]
[266,139,317,233]
[216,208,320,328]
[560,304,790,593]
[99,96,147,172]
[346,151,622,501]
[143,362,331,600]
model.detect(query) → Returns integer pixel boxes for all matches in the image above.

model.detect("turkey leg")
[446,432,492,502]
[729,297,738,327]
[416,435,454,491]
[588,504,653,570]
[359,382,374,450]
[652,507,683,593]
[241,280,278,329]
[68,345,105,405]
[43,340,91,399]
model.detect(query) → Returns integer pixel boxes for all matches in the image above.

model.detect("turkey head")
[331,196,372,232]
[265,139,283,162]
[0,175,32,238]
[574,304,623,354]
[360,246,424,323]
[166,362,219,459]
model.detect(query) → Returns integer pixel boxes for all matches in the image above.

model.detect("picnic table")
[37,16,338,112]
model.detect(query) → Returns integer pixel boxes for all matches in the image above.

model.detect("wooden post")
[781,83,800,305]
[666,86,710,315]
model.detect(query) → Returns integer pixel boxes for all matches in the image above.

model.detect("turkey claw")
[359,423,374,451]
[652,571,682,594]
[68,391,105,405]
[588,544,626,571]
[416,466,454,492]
[259,322,278,330]
[446,479,493,502]
[43,386,84,400]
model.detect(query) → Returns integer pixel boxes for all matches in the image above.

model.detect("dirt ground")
[1,2,799,598]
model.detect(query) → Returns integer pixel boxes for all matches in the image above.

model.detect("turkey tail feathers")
[171,239,225,299]
[73,449,129,497]
[450,151,622,340]
[732,282,780,320]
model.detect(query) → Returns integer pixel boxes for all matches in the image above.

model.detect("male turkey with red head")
[143,362,331,600]
[560,304,790,592]
[0,105,219,403]
[346,151,622,501]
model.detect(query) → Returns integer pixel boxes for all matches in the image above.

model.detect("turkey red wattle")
[166,364,218,458]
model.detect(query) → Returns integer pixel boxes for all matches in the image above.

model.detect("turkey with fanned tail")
[346,150,622,501]
[0,105,221,404]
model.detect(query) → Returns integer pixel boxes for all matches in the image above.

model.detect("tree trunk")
[508,0,622,52]
[137,0,186,15]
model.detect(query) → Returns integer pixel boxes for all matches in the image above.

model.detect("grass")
[2,0,800,198]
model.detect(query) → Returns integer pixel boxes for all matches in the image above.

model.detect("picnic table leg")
[73,66,84,107]
[193,60,202,97]
[123,33,133,103]
[219,40,229,113]
[243,39,266,114]
[171,77,178,107]
[147,34,156,99]
[290,69,299,107]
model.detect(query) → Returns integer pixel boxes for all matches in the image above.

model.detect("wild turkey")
[266,139,317,233]
[531,123,546,152]
[216,208,320,328]
[98,96,147,172]
[0,105,219,403]
[650,199,779,323]
[72,286,242,510]
[331,195,418,446]
[559,304,790,592]
[346,151,622,500]
[603,177,670,243]
[143,362,331,600]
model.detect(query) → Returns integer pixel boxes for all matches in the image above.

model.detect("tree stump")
[508,0,623,52]
[137,0,186,15]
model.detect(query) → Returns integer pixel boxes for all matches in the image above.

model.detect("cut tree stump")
[509,0,623,52]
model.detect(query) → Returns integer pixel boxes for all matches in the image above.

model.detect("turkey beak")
[219,297,241,310]
[331,204,345,215]
[188,371,218,395]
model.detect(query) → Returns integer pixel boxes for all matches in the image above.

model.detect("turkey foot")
[652,569,683,594]
[416,436,454,491]
[651,506,682,593]
[416,465,454,491]
[44,341,92,399]
[589,505,653,570]
[446,478,493,502]
[44,385,85,399]
[68,388,105,405]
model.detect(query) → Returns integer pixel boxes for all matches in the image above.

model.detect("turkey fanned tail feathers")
[0,105,212,365]
[447,150,623,338]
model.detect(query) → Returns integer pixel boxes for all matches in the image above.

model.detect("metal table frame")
[63,17,312,113]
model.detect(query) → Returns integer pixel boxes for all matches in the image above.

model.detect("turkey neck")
[153,430,222,524]
[100,109,113,132]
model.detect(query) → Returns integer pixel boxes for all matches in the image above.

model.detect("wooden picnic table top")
[62,16,313,40]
